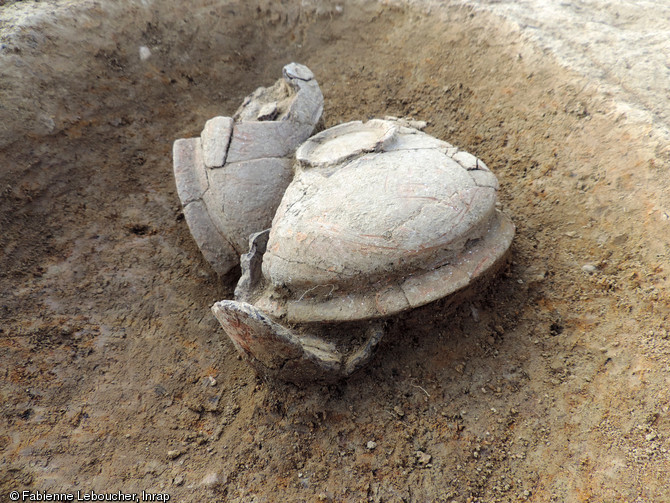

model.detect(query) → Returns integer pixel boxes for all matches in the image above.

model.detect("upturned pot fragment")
[212,119,514,383]
[173,63,323,275]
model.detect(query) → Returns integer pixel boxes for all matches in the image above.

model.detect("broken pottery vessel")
[211,119,515,383]
[173,62,323,275]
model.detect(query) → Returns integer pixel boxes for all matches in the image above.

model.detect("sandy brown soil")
[1,1,670,502]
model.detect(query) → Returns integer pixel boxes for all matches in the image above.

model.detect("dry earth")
[1,1,670,502]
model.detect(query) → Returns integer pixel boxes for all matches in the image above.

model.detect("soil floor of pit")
[1,1,670,502]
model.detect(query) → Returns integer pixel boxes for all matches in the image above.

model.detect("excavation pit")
[2,1,669,500]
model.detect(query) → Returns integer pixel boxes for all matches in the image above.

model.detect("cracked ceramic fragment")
[201,116,233,169]
[173,63,324,275]
[212,119,515,383]
[383,115,428,130]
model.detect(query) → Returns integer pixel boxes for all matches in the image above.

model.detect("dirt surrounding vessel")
[4,1,670,499]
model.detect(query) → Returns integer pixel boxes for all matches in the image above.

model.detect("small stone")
[366,440,377,450]
[173,475,184,486]
[646,432,657,441]
[167,449,182,460]
[139,46,151,61]
[416,450,432,464]
[582,264,597,274]
[201,472,222,488]
[208,376,217,387]
[532,272,546,282]
[393,405,405,417]
[549,357,564,371]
